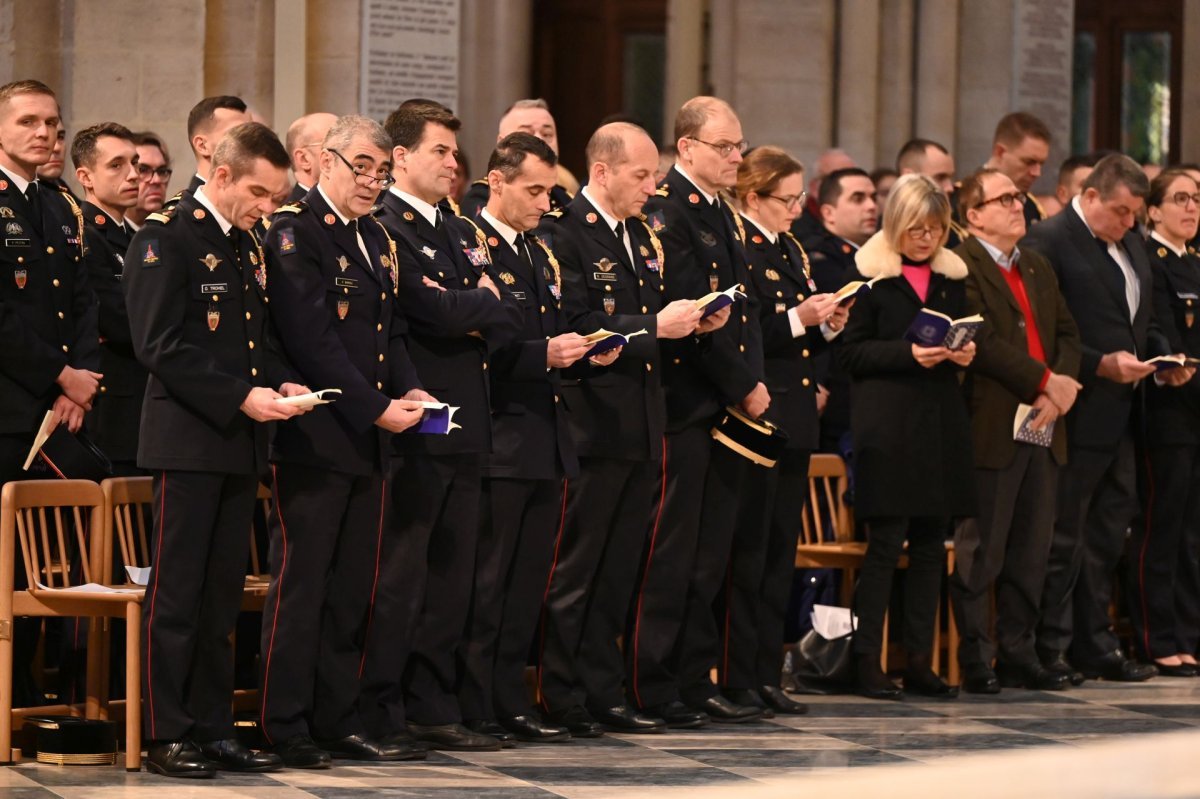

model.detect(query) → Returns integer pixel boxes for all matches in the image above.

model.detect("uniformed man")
[538,122,703,735]
[0,79,98,484]
[257,115,429,767]
[628,96,767,726]
[126,131,173,231]
[981,111,1052,228]
[162,96,250,209]
[0,80,98,710]
[1053,153,1098,216]
[458,132,605,744]
[124,121,301,777]
[459,99,572,217]
[283,112,337,204]
[358,101,521,752]
[71,122,143,474]
[790,148,855,242]
[35,119,72,195]
[800,167,879,454]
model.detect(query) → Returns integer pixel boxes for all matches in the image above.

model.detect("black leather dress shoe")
[961,663,1001,695]
[1040,652,1086,686]
[589,704,666,733]
[687,695,763,723]
[197,738,282,772]
[1154,661,1199,677]
[376,731,428,759]
[145,740,216,778]
[546,705,604,738]
[722,688,774,719]
[319,733,424,761]
[996,661,1069,691]
[464,719,515,748]
[759,685,808,715]
[1078,651,1158,682]
[409,722,503,751]
[903,668,959,699]
[642,700,708,729]
[856,654,902,700]
[499,714,571,743]
[271,735,332,769]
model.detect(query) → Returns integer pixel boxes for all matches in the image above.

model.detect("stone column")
[913,0,959,155]
[1181,0,1200,162]
[835,0,881,167]
[204,0,277,125]
[663,0,704,144]
[874,0,915,170]
[458,0,532,179]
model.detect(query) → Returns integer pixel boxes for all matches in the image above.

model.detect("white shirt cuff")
[788,306,806,338]
[821,321,842,341]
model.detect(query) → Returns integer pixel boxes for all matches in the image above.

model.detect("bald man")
[791,148,855,241]
[284,112,337,204]
[460,98,573,217]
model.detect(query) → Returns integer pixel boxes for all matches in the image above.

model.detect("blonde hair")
[883,174,951,252]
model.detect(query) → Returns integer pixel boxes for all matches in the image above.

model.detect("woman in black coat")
[1130,168,1200,676]
[837,174,977,699]
[719,146,849,715]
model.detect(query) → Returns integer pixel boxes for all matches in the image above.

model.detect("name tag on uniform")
[5,238,30,247]
[335,277,359,289]
[201,282,228,294]
[511,291,527,301]
[592,272,617,282]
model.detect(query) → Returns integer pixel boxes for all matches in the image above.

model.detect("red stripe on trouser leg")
[359,479,388,677]
[535,478,569,710]
[259,465,289,745]
[630,436,668,709]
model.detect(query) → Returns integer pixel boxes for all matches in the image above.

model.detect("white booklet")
[276,388,342,409]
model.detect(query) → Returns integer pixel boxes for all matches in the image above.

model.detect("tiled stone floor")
[7,679,1200,798]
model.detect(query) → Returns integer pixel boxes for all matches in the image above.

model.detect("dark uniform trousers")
[359,193,521,732]
[536,193,667,714]
[80,202,144,474]
[458,221,576,722]
[124,195,274,743]
[721,228,822,691]
[258,189,414,744]
[1128,243,1200,660]
[951,446,1058,668]
[628,169,762,709]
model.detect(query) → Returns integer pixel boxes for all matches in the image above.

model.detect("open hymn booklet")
[583,328,648,357]
[1013,403,1054,448]
[695,285,747,318]
[905,308,984,350]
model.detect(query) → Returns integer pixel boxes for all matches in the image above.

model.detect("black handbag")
[791,604,855,691]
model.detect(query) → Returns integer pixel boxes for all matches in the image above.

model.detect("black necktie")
[517,233,535,278]
[25,182,43,236]
[434,208,443,230]
[228,228,243,269]
[614,220,624,242]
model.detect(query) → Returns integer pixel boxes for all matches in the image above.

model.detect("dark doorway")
[531,0,668,178]
[1073,0,1182,164]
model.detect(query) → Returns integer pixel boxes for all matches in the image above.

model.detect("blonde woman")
[837,174,976,699]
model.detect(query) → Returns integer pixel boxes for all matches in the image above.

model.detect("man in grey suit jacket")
[1021,154,1190,683]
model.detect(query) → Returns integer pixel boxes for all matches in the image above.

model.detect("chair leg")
[880,611,889,672]
[946,552,960,685]
[85,617,102,720]
[124,604,141,772]
[0,616,12,764]
[932,598,942,676]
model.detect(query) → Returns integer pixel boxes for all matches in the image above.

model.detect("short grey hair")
[323,114,391,157]
[504,98,550,115]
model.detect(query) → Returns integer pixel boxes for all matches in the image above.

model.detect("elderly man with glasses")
[950,167,1082,694]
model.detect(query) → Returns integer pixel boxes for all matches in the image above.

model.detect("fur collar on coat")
[854,230,968,281]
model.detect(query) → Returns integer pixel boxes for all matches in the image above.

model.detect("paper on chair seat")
[37,582,143,594]
[810,604,856,638]
[124,566,150,586]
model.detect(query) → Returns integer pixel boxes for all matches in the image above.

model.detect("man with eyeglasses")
[357,100,522,753]
[629,95,769,727]
[259,114,431,767]
[126,131,173,231]
[72,122,144,475]
[284,112,337,204]
[1022,153,1189,685]
[951,168,1082,694]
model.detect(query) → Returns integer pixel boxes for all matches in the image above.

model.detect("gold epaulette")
[543,208,564,219]
[145,209,176,225]
[274,201,306,216]
[654,184,670,198]
[471,178,487,186]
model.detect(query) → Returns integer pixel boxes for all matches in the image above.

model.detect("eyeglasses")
[905,223,945,240]
[1167,191,1200,207]
[137,164,173,182]
[689,137,748,158]
[974,191,1026,210]
[328,148,395,189]
[763,191,806,209]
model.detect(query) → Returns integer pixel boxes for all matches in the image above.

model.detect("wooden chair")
[0,479,142,770]
[102,477,272,607]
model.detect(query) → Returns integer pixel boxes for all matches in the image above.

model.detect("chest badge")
[499,271,516,285]
[337,255,349,272]
[14,268,27,289]
[699,231,717,247]
[200,253,221,272]
[595,258,615,272]
[0,207,13,218]
[765,268,781,281]
[639,245,649,257]
[709,273,720,292]
[603,296,616,315]
[207,306,220,331]
[5,222,22,235]
[337,298,350,320]
[420,245,437,259]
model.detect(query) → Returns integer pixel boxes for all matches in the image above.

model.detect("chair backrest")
[249,483,272,578]
[799,454,854,546]
[101,477,155,583]
[0,480,105,594]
